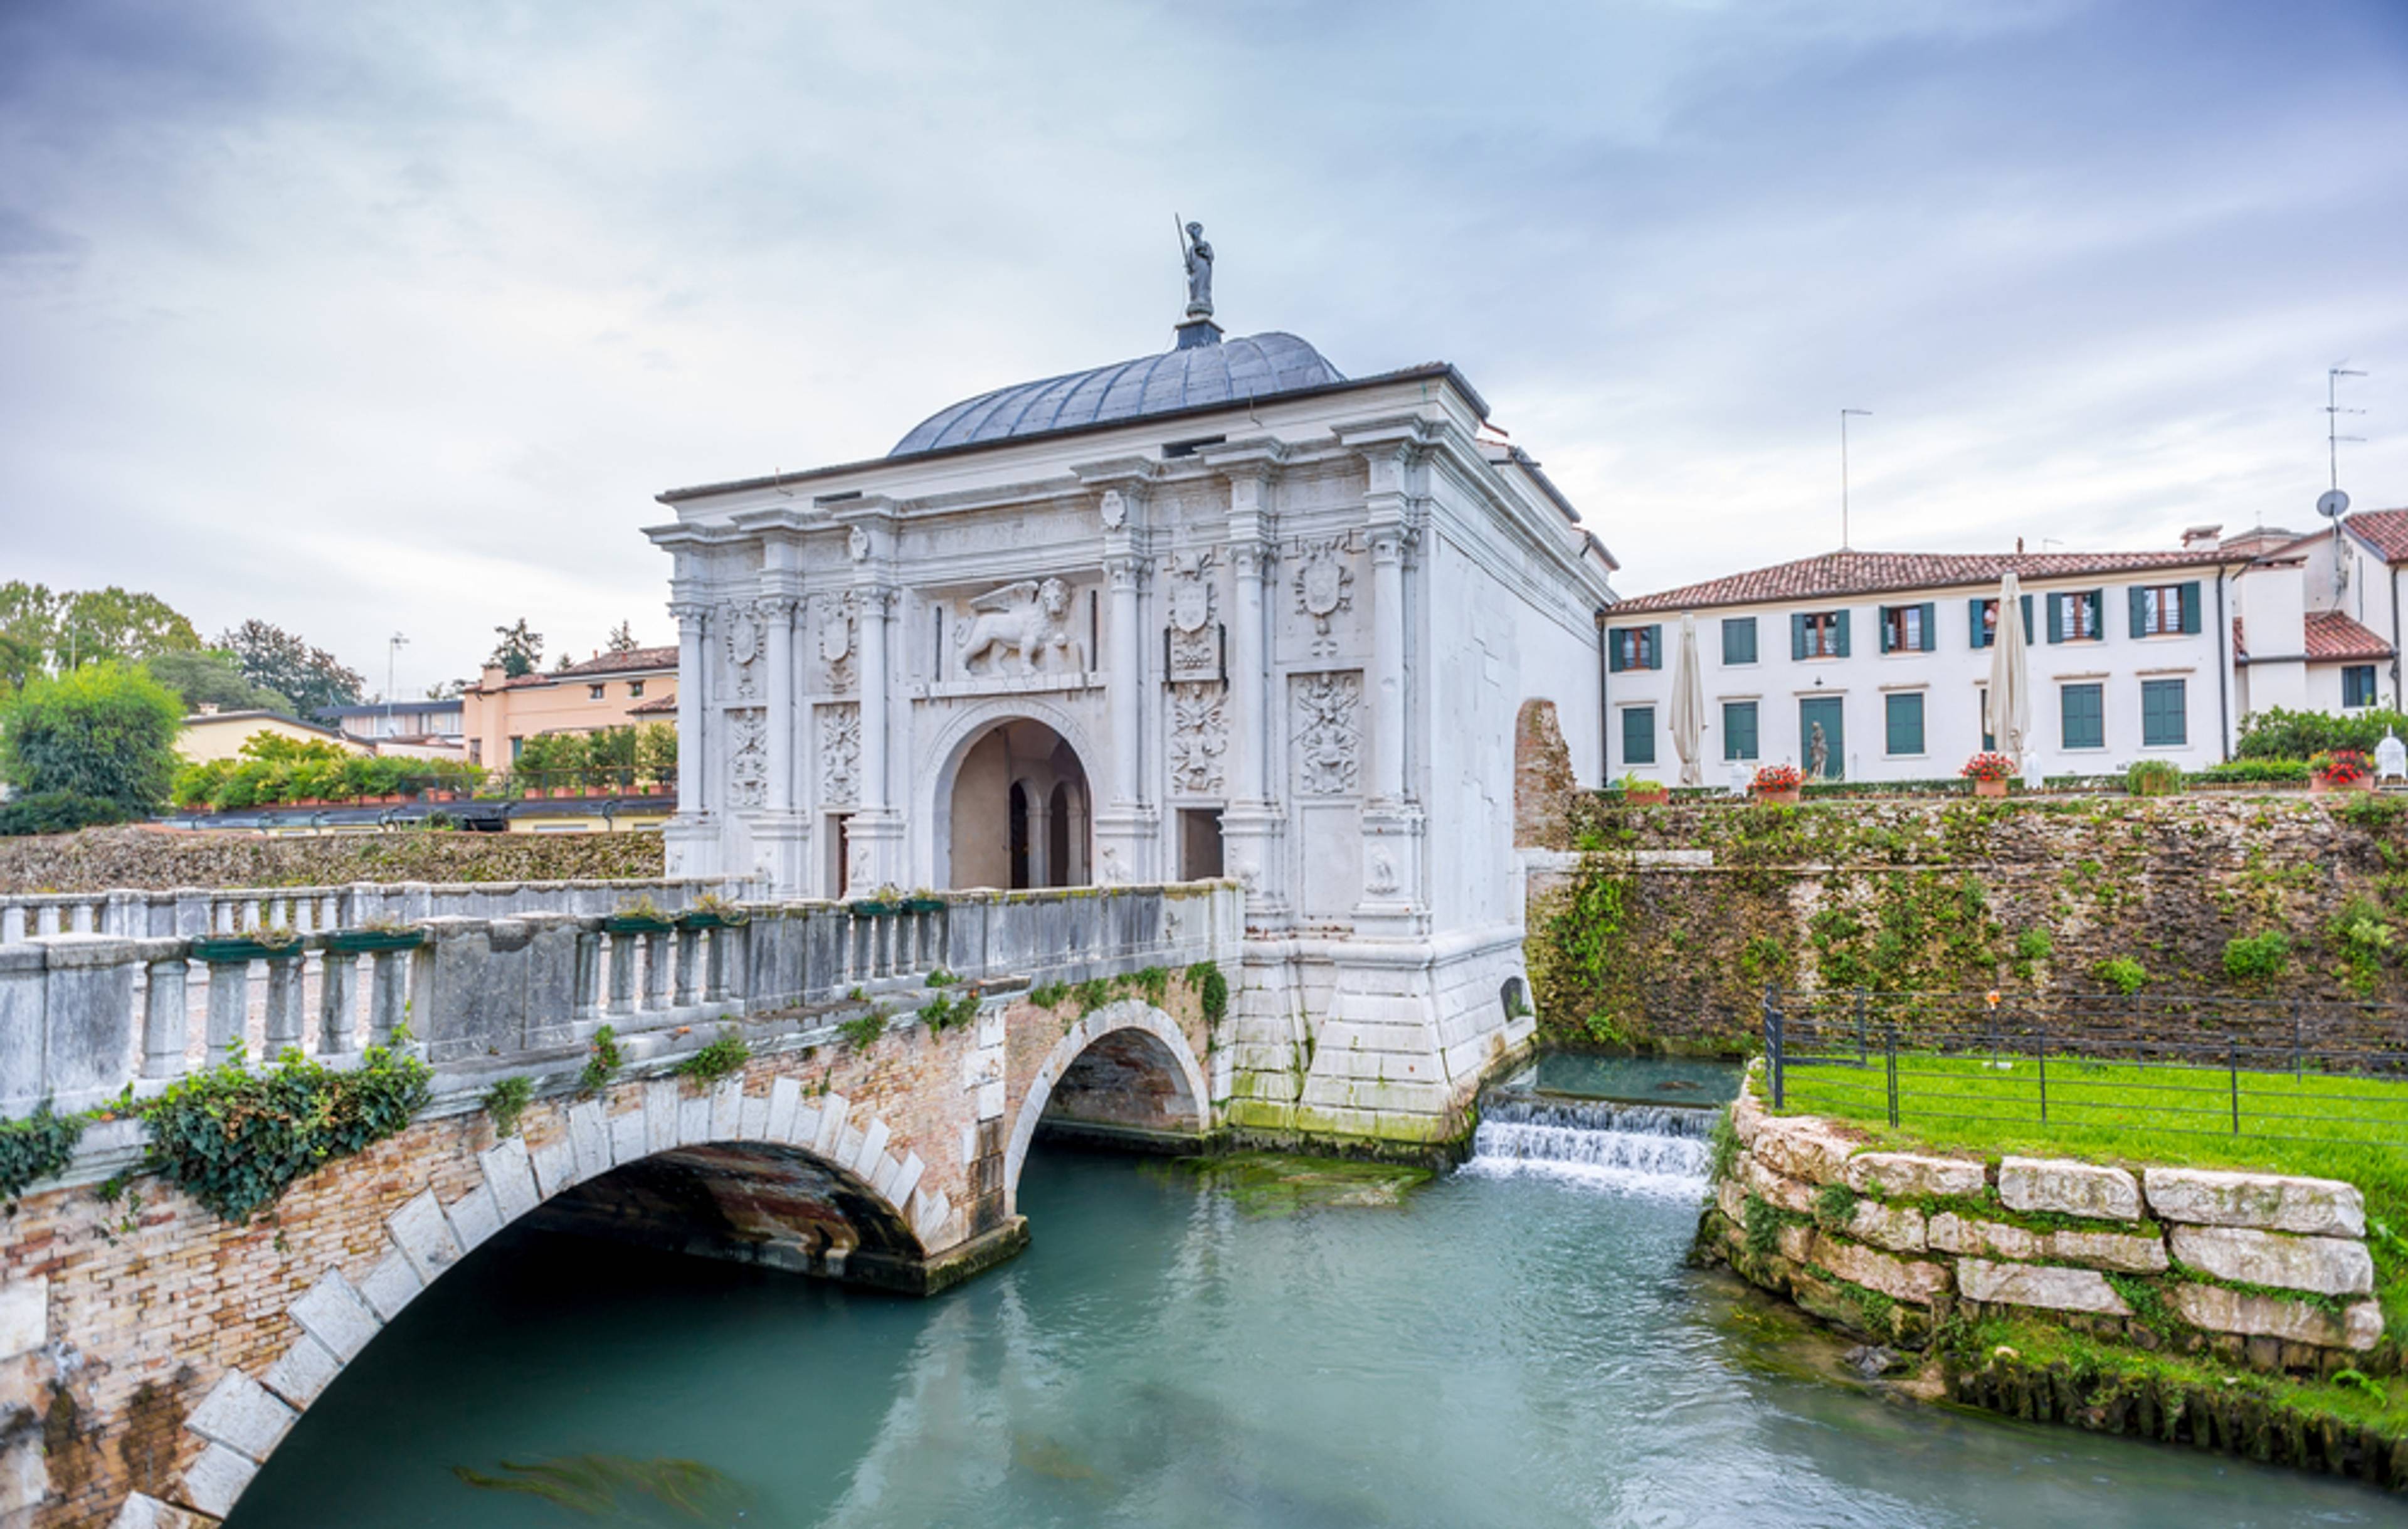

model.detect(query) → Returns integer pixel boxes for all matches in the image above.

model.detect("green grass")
[1767,1054,2408,1330]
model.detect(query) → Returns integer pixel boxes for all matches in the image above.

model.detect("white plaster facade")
[643,322,1618,1143]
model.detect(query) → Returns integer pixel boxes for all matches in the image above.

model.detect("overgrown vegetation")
[0,660,182,824]
[482,1076,534,1138]
[0,1102,93,1207]
[141,1040,431,1222]
[577,1025,625,1098]
[674,1030,749,1086]
[917,990,978,1034]
[2093,955,2147,994]
[1187,961,1230,1027]
[838,1008,889,1050]
[2222,929,2291,982]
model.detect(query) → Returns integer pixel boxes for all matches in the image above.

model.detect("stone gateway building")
[644,253,1620,1141]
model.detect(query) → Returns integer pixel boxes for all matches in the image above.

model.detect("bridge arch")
[1004,998,1211,1213]
[160,1080,943,1521]
[918,697,1101,891]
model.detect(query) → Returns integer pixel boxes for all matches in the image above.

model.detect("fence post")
[2229,1037,2241,1134]
[2034,1032,2047,1125]
[1884,1024,1899,1128]
[1764,982,1784,1110]
[2291,1000,2302,1082]
[1854,987,1867,1066]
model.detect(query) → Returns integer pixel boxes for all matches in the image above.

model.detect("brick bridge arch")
[1004,998,1212,1214]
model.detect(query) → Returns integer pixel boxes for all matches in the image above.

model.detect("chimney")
[2182,524,2223,550]
[480,664,507,689]
[2015,537,2024,554]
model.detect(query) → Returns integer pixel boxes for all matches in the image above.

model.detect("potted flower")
[1616,771,1671,808]
[1750,762,1804,805]
[1961,751,2017,798]
[2310,748,2373,795]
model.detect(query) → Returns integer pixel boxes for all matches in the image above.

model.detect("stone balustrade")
[1706,1074,2388,1374]
[0,881,1242,1117]
[0,875,758,944]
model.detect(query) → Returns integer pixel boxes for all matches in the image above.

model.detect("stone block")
[566,1099,611,1182]
[889,1152,926,1215]
[793,1101,823,1149]
[2172,1283,2380,1351]
[1956,1258,2131,1316]
[260,1333,342,1409]
[1997,1156,2140,1221]
[870,1151,904,1199]
[289,1271,380,1363]
[1812,1233,1950,1305]
[1729,1089,1765,1146]
[814,1093,849,1156]
[386,1190,462,1286]
[766,1076,802,1143]
[739,1089,769,1141]
[444,1181,504,1253]
[645,1079,680,1155]
[1840,1200,1927,1253]
[356,1248,425,1322]
[2142,1167,2365,1237]
[2167,1225,2374,1296]
[1749,1114,1856,1185]
[0,1278,45,1360]
[1927,1213,2167,1273]
[1740,1155,1815,1216]
[1928,1212,2042,1262]
[678,1094,712,1146]
[181,1442,260,1519]
[529,1137,575,1200]
[1715,1177,1750,1228]
[610,1107,648,1167]
[2045,1227,2169,1274]
[479,1137,541,1223]
[710,1078,744,1140]
[855,1118,890,1179]
[974,1079,1006,1120]
[1777,1222,1814,1264]
[108,1493,209,1529]
[1842,1151,1985,1200]
[188,1368,296,1461]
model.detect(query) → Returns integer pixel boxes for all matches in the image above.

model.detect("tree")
[0,632,39,693]
[216,620,365,716]
[0,583,61,673]
[0,661,184,815]
[144,650,293,716]
[606,620,640,654]
[58,588,201,666]
[490,619,542,679]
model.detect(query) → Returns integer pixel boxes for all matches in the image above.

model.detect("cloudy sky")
[4,0,2404,692]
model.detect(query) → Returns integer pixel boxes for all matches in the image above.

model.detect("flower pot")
[1625,786,1670,807]
[677,909,749,929]
[605,913,676,935]
[2311,773,2367,795]
[325,928,428,955]
[522,788,543,800]
[191,936,305,965]
[1973,778,2009,798]
[1751,787,1802,805]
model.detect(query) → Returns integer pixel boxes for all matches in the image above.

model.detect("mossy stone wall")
[1526,793,2408,1051]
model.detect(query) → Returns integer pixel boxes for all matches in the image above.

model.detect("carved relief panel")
[816,703,860,806]
[726,708,768,810]
[1167,682,1227,798]
[815,593,857,693]
[1289,670,1363,796]
[1284,534,1360,661]
[953,578,1085,678]
[722,602,764,701]
[1163,550,1222,683]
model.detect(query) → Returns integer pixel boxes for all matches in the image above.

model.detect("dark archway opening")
[945,718,1090,890]
[1035,1027,1203,1156]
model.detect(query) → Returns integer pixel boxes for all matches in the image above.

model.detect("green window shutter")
[2046,592,2064,643]
[1969,598,1988,648]
[1833,610,1852,658]
[1884,692,1925,756]
[1646,623,1664,670]
[2087,590,2104,638]
[2062,683,2105,749]
[1877,606,1894,653]
[2129,586,2148,639]
[1722,701,1758,761]
[2179,581,2201,634]
[1918,601,1937,651]
[1791,613,1807,660]
[1608,631,1625,672]
[2141,679,2187,747]
[2019,594,2034,642]
[1723,617,1756,665]
[1622,706,1656,766]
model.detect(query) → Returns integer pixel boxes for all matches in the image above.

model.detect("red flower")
[1961,751,2017,782]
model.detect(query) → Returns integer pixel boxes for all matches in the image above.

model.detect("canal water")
[230,1065,2396,1527]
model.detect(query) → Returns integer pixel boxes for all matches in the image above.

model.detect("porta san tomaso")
[644,243,1620,1145]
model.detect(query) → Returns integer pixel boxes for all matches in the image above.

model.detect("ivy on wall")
[0,1103,90,1208]
[140,1041,431,1222]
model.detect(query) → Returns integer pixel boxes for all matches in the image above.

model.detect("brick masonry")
[0,976,1214,1528]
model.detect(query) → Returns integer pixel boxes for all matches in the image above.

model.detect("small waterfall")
[1463,1089,1713,1199]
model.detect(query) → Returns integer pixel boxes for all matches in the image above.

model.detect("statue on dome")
[1180,220,1213,319]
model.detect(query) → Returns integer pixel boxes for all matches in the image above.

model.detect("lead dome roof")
[889,331,1344,457]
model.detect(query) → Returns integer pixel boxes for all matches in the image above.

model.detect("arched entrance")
[944,718,1090,890]
[1005,999,1210,1212]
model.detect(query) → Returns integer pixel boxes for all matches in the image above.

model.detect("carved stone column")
[752,593,809,893]
[662,599,719,878]
[1089,489,1158,884]
[1214,459,1287,923]
[1356,447,1426,935]
[849,583,904,889]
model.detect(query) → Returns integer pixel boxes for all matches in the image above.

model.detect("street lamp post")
[386,633,409,738]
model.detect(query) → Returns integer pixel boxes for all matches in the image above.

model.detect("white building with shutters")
[1600,542,2269,785]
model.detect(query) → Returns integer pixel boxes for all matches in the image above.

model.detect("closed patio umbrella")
[1669,611,1707,788]
[1986,571,2032,773]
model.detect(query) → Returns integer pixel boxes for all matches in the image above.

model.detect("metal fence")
[1761,985,2408,1151]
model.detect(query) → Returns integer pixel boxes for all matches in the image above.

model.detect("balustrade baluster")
[204,960,249,1066]
[642,931,671,1010]
[143,956,191,1079]
[606,933,636,1015]
[319,953,359,1057]
[367,951,408,1046]
[674,928,700,1008]
[575,931,603,1021]
[263,957,305,1054]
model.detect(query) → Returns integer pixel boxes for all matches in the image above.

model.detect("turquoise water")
[1521,1051,1742,1104]
[229,1131,2395,1527]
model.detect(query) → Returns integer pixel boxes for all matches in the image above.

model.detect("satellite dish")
[2318,489,2351,519]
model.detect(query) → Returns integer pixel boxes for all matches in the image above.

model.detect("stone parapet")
[1705,1081,2388,1374]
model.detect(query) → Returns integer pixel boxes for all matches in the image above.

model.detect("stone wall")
[0,826,664,896]
[1705,1083,2387,1374]
[1526,793,2408,1051]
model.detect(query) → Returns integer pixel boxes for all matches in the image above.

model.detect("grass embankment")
[1766,1057,2408,1333]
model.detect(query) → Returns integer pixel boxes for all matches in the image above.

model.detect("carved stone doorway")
[945,719,1090,890]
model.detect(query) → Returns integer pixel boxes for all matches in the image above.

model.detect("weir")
[1464,1077,1717,1193]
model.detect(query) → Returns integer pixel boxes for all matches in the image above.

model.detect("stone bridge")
[0,879,1238,1527]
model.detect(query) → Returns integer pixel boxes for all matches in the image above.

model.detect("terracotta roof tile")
[2343,509,2408,564]
[502,646,680,687]
[1611,548,2234,615]
[627,691,678,716]
[2305,610,2393,662]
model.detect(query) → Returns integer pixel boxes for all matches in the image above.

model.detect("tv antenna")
[1839,409,1872,550]
[2321,364,2366,520]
